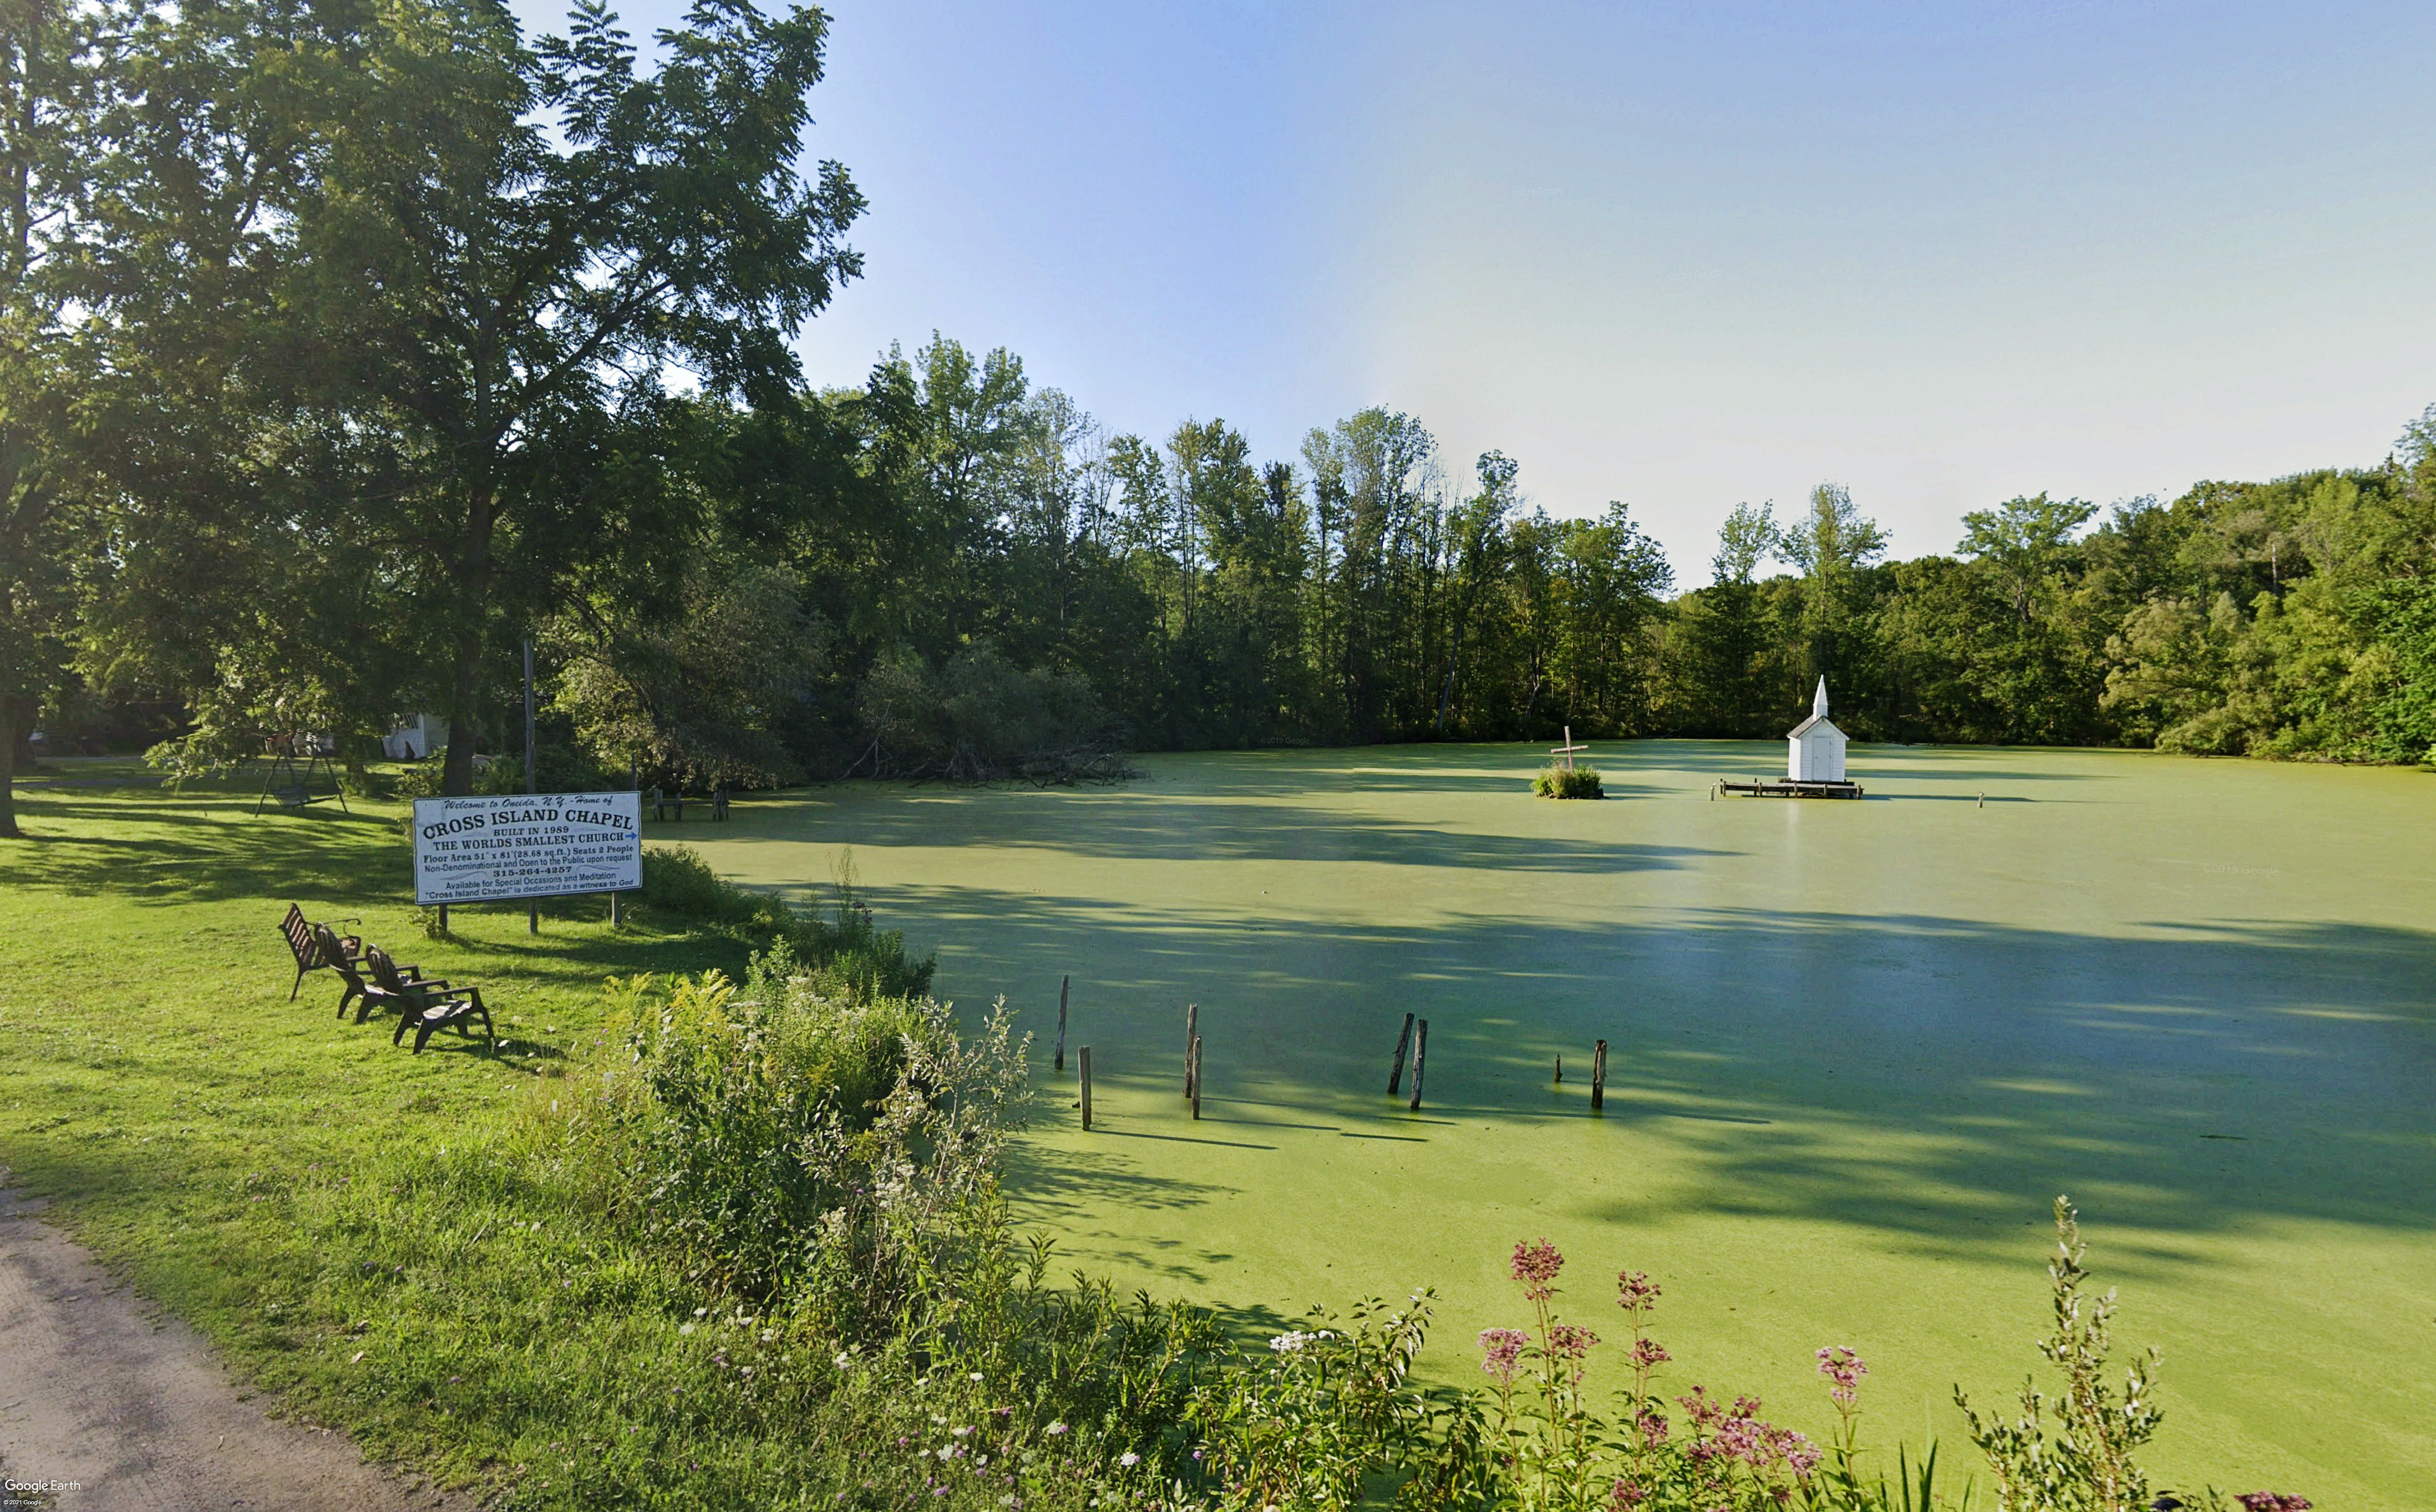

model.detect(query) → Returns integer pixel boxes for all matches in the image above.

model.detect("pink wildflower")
[1635,1408,1670,1448]
[1549,1322,1600,1360]
[2237,1498,2313,1512]
[1511,1239,1564,1301]
[1616,1270,1660,1310]
[1734,1418,1805,1470]
[1815,1346,1868,1406]
[1713,1415,1766,1467]
[1478,1328,1528,1385]
[1630,1337,1671,1371]
[1678,1385,1724,1428]
[1605,1479,1649,1511]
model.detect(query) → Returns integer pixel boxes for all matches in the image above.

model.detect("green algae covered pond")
[688,742,2436,1504]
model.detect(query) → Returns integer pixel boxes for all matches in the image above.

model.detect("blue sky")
[522,0,2436,576]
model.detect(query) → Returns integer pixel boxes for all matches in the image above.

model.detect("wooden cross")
[1550,725,1590,772]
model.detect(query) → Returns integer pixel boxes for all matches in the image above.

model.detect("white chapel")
[1787,676,1848,782]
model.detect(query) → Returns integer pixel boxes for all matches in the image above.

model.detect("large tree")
[0,0,105,836]
[289,0,862,792]
[1301,408,1435,739]
[1433,450,1517,734]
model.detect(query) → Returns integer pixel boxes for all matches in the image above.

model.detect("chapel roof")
[1787,713,1841,738]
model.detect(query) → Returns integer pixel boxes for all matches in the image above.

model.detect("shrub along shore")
[0,776,2313,1510]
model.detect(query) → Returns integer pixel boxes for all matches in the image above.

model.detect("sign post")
[412,792,643,913]
[523,639,539,934]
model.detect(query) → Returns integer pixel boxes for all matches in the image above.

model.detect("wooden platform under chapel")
[1717,779,1865,799]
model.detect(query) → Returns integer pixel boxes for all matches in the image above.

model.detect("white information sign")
[411,791,643,905]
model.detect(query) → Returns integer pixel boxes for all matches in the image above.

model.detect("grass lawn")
[2,745,2431,1506]
[0,764,838,1508]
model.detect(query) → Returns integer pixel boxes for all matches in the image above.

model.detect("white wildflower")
[1269,1330,1315,1353]
[1118,1451,1140,1468]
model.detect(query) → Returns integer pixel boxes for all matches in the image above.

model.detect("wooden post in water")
[1554,1055,1563,1083]
[1079,1047,1093,1130]
[1408,1019,1429,1111]
[1183,1003,1198,1098]
[1591,1039,1607,1112]
[1387,1013,1414,1095]
[1189,1035,1202,1120]
[1054,975,1069,1073]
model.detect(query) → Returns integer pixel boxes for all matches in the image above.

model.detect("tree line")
[4,0,2432,837]
[592,349,2432,780]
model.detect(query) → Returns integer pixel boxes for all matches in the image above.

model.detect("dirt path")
[0,1185,478,1512]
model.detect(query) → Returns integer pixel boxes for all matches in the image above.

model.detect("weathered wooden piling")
[1591,1039,1608,1112]
[1387,1012,1415,1095]
[1184,1003,1198,1098]
[1408,1019,1429,1111]
[1079,1047,1093,1130]
[1189,1035,1202,1120]
[1055,975,1069,1073]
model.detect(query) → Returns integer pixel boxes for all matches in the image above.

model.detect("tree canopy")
[4,0,2432,824]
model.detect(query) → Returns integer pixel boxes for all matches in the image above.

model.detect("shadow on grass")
[1,789,411,904]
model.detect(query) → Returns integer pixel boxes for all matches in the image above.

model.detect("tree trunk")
[0,695,18,839]
[439,487,497,796]
[0,574,19,837]
[440,634,480,795]
[1435,622,1465,734]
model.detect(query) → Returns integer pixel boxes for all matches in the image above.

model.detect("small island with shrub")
[1533,763,1604,799]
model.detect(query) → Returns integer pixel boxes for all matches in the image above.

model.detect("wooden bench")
[650,785,730,821]
[316,924,384,1021]
[279,904,361,1002]
[366,946,494,1054]
[319,927,451,1025]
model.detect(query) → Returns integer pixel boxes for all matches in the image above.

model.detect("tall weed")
[640,844,936,1000]
[563,957,953,1298]
[1533,765,1605,799]
[1954,1198,2160,1512]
